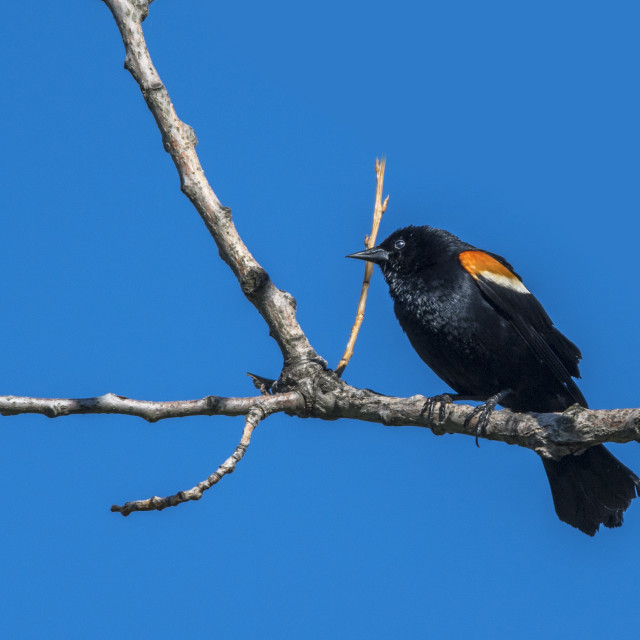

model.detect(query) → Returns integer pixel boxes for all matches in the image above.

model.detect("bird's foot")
[422,393,454,423]
[464,389,512,448]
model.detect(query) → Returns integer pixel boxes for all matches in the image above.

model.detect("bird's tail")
[542,445,640,536]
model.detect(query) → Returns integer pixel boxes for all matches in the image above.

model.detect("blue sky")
[2,1,640,638]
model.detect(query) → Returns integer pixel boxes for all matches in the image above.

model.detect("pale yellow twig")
[336,158,389,377]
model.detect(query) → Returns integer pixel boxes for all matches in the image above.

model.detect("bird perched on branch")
[348,225,639,535]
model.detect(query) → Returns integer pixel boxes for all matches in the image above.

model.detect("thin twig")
[111,407,264,515]
[247,372,276,396]
[335,158,389,376]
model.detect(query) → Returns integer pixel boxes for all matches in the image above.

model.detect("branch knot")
[240,267,270,298]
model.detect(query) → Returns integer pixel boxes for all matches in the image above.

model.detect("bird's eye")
[394,239,406,250]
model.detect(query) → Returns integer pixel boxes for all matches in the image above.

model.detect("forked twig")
[335,158,389,376]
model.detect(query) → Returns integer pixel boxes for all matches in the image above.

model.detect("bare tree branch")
[311,384,640,459]
[100,0,319,367]
[3,383,639,461]
[336,158,389,377]
[0,391,302,423]
[111,406,265,515]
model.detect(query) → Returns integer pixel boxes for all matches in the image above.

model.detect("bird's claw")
[465,403,496,447]
[422,393,453,423]
[464,390,510,447]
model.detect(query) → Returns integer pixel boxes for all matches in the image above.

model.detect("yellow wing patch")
[459,251,529,294]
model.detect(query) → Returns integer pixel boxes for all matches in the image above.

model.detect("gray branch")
[308,383,640,459]
[2,386,639,461]
[100,0,319,367]
[0,391,302,423]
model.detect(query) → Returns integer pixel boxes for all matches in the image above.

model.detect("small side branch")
[336,158,389,376]
[111,407,264,516]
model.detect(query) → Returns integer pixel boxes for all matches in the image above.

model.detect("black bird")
[348,225,639,535]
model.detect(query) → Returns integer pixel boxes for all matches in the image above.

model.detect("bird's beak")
[346,246,389,264]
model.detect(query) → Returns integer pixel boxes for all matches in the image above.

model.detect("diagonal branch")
[100,0,318,367]
[111,406,265,515]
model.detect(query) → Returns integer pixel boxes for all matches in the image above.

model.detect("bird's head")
[347,225,465,278]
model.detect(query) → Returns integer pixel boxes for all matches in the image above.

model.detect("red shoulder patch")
[459,251,529,293]
[459,250,515,279]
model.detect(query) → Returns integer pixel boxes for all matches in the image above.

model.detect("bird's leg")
[464,389,512,447]
[422,393,474,422]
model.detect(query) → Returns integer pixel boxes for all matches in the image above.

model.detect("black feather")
[472,273,586,407]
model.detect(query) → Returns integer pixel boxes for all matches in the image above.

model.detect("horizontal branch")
[320,382,640,459]
[3,380,639,459]
[0,391,302,423]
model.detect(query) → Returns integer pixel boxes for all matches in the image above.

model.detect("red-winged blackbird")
[348,225,639,535]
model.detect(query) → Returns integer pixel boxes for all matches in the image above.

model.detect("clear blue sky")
[2,1,640,638]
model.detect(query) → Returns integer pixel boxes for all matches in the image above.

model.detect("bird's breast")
[388,272,521,395]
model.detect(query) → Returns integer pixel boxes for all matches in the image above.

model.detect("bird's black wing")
[458,250,586,407]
